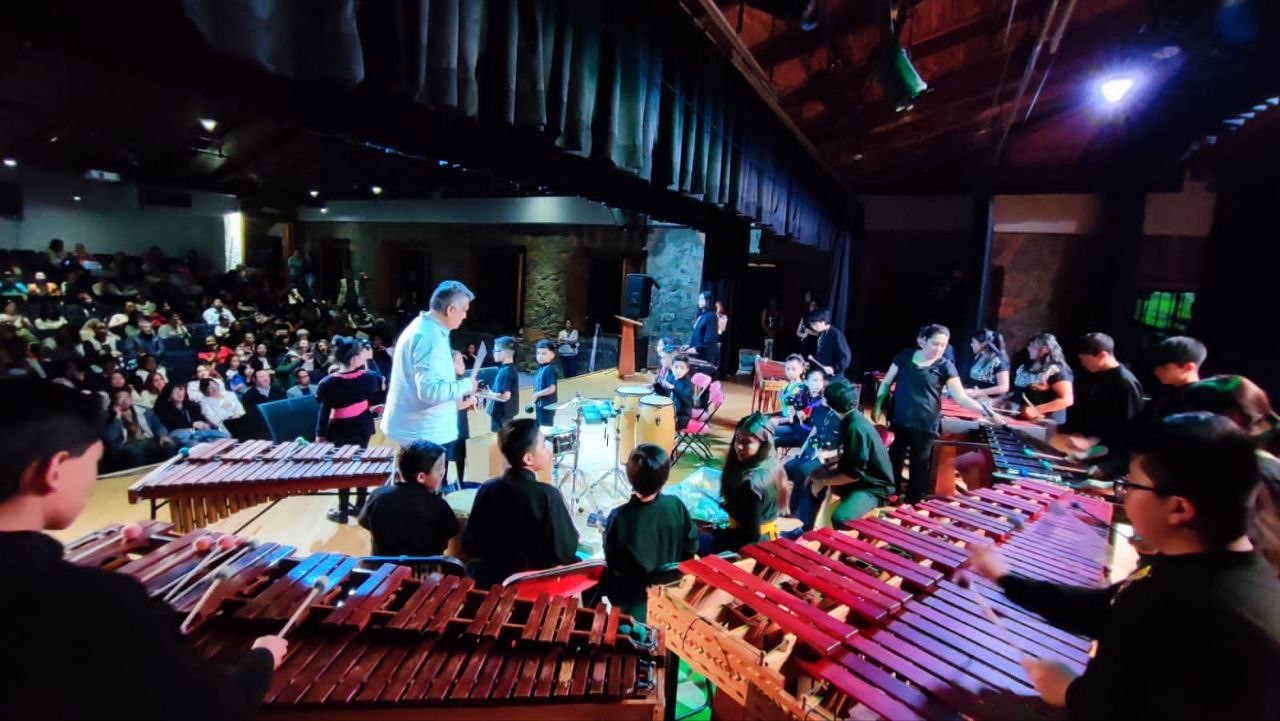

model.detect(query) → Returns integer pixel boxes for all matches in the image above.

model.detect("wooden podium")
[616,315,643,379]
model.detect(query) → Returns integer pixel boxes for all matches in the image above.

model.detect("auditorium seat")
[258,395,320,443]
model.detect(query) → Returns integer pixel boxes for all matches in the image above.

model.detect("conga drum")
[443,488,477,558]
[614,385,651,460]
[636,394,676,453]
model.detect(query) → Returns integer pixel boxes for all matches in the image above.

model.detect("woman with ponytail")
[965,328,1011,399]
[315,335,384,523]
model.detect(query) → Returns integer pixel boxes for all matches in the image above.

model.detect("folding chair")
[501,559,608,600]
[672,381,723,464]
[689,372,713,419]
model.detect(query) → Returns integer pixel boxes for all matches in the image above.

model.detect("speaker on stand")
[623,274,658,370]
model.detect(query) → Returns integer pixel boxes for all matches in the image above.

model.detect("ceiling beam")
[750,1,880,68]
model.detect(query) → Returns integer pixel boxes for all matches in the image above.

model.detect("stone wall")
[643,227,705,365]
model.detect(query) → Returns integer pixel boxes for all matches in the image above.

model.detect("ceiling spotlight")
[319,207,329,214]
[48,135,59,144]
[1152,45,1180,60]
[1098,76,1136,105]
[199,118,218,132]
[2,158,15,168]
[73,195,82,203]
[853,153,864,161]
[309,189,320,198]
[371,185,383,195]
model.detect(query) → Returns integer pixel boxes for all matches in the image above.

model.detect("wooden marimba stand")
[615,316,642,380]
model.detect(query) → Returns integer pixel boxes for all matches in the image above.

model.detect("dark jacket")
[462,468,580,587]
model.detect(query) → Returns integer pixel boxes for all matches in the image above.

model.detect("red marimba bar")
[126,441,396,533]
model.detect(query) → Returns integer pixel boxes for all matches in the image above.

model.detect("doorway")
[586,256,624,334]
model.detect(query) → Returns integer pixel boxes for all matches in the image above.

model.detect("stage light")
[871,40,928,112]
[371,185,383,195]
[309,189,319,198]
[320,207,329,214]
[2,158,15,167]
[73,195,82,203]
[199,118,218,132]
[1098,76,1136,105]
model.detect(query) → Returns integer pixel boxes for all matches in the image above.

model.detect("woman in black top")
[964,328,1012,399]
[1010,332,1075,424]
[690,291,719,368]
[315,336,385,523]
[153,383,229,449]
[874,324,999,503]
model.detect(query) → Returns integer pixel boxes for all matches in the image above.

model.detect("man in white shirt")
[557,319,580,378]
[380,281,476,451]
[202,298,235,326]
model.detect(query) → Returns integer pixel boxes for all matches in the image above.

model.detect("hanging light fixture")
[870,1,928,112]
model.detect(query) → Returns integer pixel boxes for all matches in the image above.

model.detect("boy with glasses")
[970,413,1280,718]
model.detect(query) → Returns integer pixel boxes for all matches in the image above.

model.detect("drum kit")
[523,382,680,518]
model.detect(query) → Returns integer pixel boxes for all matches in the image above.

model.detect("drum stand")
[554,407,592,515]
[583,405,630,506]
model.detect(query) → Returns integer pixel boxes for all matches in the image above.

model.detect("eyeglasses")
[1113,477,1166,502]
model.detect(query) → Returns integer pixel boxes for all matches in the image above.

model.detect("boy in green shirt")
[809,380,894,527]
[602,444,698,621]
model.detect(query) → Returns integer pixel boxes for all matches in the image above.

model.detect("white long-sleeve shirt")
[380,312,474,446]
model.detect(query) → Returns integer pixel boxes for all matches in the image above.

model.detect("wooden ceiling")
[706,0,1276,193]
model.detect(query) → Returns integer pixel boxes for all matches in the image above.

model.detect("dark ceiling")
[702,0,1280,192]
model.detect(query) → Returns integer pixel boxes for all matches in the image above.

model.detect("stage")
[61,368,757,556]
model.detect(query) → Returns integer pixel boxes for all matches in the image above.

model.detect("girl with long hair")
[690,291,719,368]
[1011,332,1075,423]
[709,412,790,552]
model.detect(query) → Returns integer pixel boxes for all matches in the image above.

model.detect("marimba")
[68,524,665,719]
[127,439,396,533]
[939,398,1046,441]
[648,479,1113,720]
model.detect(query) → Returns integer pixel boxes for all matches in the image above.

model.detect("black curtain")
[181,0,848,250]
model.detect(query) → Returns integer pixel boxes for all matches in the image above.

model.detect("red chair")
[501,559,608,600]
[875,424,895,448]
[673,381,724,464]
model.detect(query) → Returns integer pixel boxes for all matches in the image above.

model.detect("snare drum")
[443,488,477,558]
[544,425,579,457]
[614,385,651,459]
[636,394,675,453]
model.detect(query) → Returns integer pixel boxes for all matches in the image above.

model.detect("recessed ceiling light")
[1097,76,1136,105]
[371,185,383,195]
[199,118,218,132]
[2,158,15,168]
[319,207,328,214]
[72,195,82,202]
[853,153,864,161]
[309,189,320,198]
[48,135,59,144]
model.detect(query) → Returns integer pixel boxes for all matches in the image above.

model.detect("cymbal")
[545,396,613,411]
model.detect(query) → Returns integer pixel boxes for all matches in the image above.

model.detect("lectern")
[615,315,643,379]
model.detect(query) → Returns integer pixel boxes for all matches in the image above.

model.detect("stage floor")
[59,368,756,556]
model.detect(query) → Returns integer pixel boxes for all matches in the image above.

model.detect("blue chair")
[160,337,191,354]
[258,395,320,443]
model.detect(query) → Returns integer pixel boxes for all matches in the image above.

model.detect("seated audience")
[358,440,460,557]
[103,387,174,471]
[198,377,246,436]
[154,383,229,448]
[463,419,580,587]
[239,369,286,440]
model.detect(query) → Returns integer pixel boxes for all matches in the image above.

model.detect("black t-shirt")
[1014,362,1075,424]
[1061,364,1145,448]
[488,363,520,430]
[358,482,460,557]
[889,349,959,434]
[602,495,698,614]
[462,468,580,587]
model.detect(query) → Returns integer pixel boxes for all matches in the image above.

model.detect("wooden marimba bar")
[127,439,396,533]
[69,524,665,719]
[648,479,1113,721]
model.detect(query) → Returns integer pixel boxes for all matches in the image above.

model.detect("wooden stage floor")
[58,368,756,555]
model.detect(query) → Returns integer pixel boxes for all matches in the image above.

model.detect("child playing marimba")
[0,379,286,719]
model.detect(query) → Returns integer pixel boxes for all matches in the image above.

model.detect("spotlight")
[371,185,383,195]
[2,158,15,168]
[309,189,320,198]
[319,207,329,214]
[870,3,927,112]
[73,195,82,203]
[199,118,218,132]
[1098,76,1136,105]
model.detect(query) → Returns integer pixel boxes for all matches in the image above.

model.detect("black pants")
[888,424,937,504]
[447,438,467,485]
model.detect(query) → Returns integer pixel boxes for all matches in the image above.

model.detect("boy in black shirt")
[529,339,559,427]
[658,354,695,428]
[463,419,580,587]
[970,413,1280,719]
[359,440,460,557]
[1145,335,1206,420]
[1054,332,1145,458]
[0,379,285,720]
[601,444,698,621]
[807,309,851,378]
[807,380,894,527]
[486,336,520,432]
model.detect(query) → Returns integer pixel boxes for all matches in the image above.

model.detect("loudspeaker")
[623,274,656,318]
